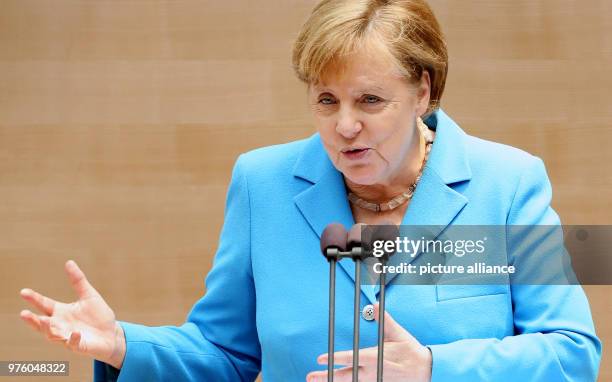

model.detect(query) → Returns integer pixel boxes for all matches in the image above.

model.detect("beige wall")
[1,1,610,381]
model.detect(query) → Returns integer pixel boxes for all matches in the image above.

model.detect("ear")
[416,70,431,117]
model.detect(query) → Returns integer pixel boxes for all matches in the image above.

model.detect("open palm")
[20,260,125,369]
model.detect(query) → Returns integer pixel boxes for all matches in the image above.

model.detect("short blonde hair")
[292,0,448,116]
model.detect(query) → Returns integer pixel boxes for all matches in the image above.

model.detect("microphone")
[347,223,367,258]
[320,223,347,382]
[347,223,367,382]
[319,222,399,382]
[368,221,399,382]
[321,223,348,259]
[365,221,400,260]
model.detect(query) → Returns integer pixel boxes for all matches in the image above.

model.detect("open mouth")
[342,147,370,160]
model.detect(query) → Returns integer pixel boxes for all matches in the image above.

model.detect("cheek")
[315,124,342,165]
[313,110,333,131]
[373,123,415,163]
[372,119,408,150]
[314,113,352,147]
[316,122,337,150]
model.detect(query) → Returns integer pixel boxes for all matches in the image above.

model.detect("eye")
[363,95,381,104]
[318,97,336,105]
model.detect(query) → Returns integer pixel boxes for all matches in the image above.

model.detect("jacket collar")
[292,109,471,303]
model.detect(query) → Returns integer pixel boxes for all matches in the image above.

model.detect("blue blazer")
[95,109,601,381]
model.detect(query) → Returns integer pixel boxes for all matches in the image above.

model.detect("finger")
[373,302,414,342]
[317,347,379,366]
[39,316,68,342]
[65,330,81,351]
[20,309,43,332]
[20,288,57,316]
[65,260,98,299]
[307,366,353,382]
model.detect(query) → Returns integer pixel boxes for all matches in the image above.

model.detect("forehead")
[312,52,404,92]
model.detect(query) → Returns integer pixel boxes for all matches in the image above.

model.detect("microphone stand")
[326,255,336,382]
[370,223,398,382]
[376,256,387,382]
[322,222,397,382]
[352,255,361,382]
[323,244,365,382]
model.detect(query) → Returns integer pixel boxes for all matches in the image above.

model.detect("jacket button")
[362,304,375,321]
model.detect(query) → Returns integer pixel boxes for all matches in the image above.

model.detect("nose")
[335,110,363,139]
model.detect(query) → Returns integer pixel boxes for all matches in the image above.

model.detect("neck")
[345,125,427,203]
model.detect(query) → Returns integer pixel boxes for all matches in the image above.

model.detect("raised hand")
[19,260,126,369]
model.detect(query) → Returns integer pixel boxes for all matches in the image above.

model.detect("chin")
[342,168,380,186]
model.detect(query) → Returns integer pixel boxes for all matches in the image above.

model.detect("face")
[308,51,430,186]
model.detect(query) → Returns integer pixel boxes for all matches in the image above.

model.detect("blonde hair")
[291,0,448,116]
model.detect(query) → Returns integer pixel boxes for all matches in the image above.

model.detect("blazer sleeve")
[427,156,602,382]
[94,155,261,382]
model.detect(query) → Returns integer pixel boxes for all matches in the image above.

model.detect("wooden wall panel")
[1,1,610,380]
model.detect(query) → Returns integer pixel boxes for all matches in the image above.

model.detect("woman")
[19,0,601,381]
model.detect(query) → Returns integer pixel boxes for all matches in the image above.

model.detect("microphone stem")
[377,258,386,382]
[328,258,336,382]
[352,258,361,382]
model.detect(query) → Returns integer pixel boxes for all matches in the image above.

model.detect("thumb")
[373,302,415,342]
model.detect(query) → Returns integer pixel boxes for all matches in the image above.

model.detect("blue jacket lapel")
[292,134,378,303]
[381,110,472,288]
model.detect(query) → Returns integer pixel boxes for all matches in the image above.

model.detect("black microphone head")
[320,223,348,258]
[365,220,400,259]
[347,223,367,250]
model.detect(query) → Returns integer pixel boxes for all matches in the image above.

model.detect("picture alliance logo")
[371,236,488,258]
